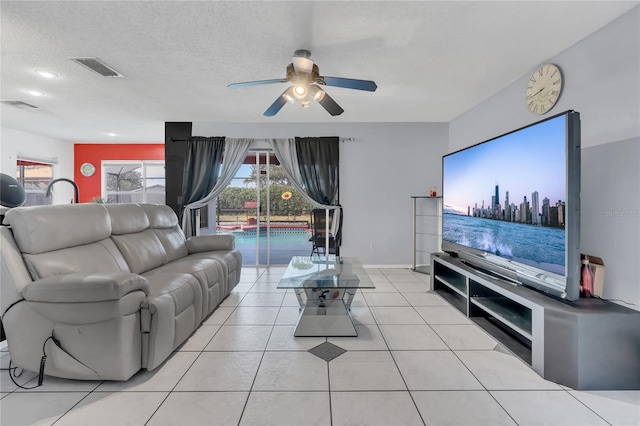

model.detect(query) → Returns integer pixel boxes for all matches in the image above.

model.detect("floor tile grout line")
[483,389,520,425]
[378,283,516,424]
[563,389,615,426]
[148,270,264,425]
[327,353,333,426]
[374,313,427,426]
[49,388,97,426]
[235,284,281,426]
[144,316,227,425]
[227,271,262,426]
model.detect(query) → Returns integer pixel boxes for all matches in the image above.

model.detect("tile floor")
[1,267,639,426]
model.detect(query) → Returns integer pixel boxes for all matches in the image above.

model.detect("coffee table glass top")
[277,256,375,289]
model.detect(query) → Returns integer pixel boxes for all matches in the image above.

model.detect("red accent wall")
[74,144,165,203]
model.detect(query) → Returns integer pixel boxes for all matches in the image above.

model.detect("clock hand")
[527,88,544,99]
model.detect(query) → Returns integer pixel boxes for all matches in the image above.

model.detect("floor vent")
[70,57,124,77]
[1,100,41,110]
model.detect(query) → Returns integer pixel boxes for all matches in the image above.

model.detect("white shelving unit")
[410,196,442,274]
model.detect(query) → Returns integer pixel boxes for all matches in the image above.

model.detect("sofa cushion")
[141,273,201,369]
[22,273,149,303]
[145,257,223,321]
[139,204,179,229]
[26,291,147,324]
[141,204,189,263]
[150,228,189,263]
[111,230,166,274]
[186,235,235,252]
[4,204,111,254]
[187,250,241,296]
[105,204,149,235]
[23,239,130,280]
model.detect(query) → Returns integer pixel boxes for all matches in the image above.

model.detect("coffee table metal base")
[292,288,359,337]
[294,300,357,337]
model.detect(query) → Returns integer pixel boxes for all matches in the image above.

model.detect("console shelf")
[431,252,640,390]
[433,275,466,296]
[469,296,532,339]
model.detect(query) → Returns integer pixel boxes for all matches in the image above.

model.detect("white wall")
[192,122,448,266]
[1,127,75,205]
[449,7,640,309]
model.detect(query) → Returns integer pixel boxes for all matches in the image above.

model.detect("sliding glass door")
[202,150,314,265]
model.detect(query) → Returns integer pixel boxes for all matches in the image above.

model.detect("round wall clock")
[525,64,563,115]
[80,162,96,177]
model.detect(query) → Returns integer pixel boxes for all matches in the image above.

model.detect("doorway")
[205,150,315,265]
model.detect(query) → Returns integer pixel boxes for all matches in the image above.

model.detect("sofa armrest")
[22,273,149,303]
[186,235,235,253]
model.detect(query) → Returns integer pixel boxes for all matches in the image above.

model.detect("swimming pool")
[217,228,313,265]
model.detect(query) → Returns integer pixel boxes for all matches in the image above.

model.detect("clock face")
[526,64,562,115]
[80,162,96,177]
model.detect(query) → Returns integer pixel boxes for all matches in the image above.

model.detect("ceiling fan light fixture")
[283,87,295,103]
[309,85,325,102]
[293,84,308,99]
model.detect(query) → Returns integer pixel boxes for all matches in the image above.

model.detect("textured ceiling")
[1,1,637,143]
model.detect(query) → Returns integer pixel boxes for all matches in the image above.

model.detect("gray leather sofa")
[0,203,241,381]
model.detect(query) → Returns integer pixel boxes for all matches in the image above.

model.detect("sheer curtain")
[269,138,341,243]
[181,138,252,237]
[180,137,225,236]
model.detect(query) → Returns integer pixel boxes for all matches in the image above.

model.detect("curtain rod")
[169,137,354,143]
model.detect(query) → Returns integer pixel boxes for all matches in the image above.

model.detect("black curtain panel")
[295,137,339,205]
[180,136,225,232]
[295,136,341,247]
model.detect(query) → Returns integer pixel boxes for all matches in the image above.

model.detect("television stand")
[431,252,640,390]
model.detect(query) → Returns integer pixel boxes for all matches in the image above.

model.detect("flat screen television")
[442,110,581,301]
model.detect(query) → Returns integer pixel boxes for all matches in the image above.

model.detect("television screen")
[442,111,580,301]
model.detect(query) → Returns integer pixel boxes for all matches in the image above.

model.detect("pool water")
[218,229,313,265]
[231,230,311,244]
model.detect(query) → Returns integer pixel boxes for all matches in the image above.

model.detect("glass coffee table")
[278,256,375,336]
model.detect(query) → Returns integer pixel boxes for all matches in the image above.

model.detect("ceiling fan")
[228,49,377,117]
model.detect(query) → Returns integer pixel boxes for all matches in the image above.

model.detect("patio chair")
[309,208,341,257]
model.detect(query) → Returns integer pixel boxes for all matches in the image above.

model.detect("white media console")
[430,252,640,390]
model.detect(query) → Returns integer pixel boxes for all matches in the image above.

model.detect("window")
[103,161,165,204]
[16,160,53,206]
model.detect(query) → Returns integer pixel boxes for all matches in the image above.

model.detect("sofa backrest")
[139,204,188,263]
[1,226,34,311]
[3,204,131,280]
[105,204,168,274]
[3,203,190,283]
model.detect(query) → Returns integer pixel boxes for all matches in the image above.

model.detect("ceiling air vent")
[70,57,124,77]
[1,100,41,110]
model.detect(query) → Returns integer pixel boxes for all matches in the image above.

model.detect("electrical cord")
[3,335,54,390]
[7,359,40,390]
[593,295,637,306]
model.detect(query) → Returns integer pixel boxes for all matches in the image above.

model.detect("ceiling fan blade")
[318,92,344,116]
[228,78,286,88]
[322,76,377,92]
[263,91,290,117]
